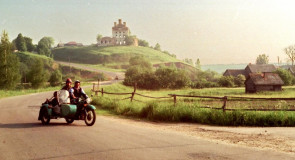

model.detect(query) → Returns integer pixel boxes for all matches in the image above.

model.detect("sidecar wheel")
[65,118,74,124]
[41,108,50,125]
[85,109,96,126]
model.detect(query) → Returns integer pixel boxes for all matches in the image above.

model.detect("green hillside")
[52,46,180,65]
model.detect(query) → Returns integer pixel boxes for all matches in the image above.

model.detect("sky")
[1,0,295,64]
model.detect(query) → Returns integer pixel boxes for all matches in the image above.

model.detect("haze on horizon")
[1,0,295,65]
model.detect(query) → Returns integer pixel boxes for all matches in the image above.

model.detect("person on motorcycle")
[48,91,60,115]
[62,78,72,91]
[70,80,89,104]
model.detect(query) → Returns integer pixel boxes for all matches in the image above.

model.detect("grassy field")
[52,46,180,65]
[88,83,295,126]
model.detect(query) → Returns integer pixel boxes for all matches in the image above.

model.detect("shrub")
[218,76,235,87]
[274,68,295,85]
[49,69,62,86]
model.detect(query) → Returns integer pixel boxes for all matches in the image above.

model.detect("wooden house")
[244,64,276,78]
[245,73,284,93]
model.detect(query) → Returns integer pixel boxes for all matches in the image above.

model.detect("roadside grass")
[0,86,61,99]
[88,83,295,126]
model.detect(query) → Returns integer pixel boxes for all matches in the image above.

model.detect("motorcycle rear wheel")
[41,108,50,125]
[85,109,96,126]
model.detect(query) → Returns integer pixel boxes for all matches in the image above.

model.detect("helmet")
[75,80,80,84]
[66,78,72,83]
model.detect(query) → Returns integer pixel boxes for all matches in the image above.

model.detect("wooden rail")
[92,82,295,112]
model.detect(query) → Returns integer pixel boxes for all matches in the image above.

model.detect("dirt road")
[0,92,295,160]
[55,61,125,80]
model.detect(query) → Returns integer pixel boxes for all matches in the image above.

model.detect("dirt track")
[0,91,295,160]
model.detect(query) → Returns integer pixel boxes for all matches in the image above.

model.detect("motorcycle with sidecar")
[38,90,96,126]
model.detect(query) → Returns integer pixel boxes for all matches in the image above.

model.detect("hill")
[52,46,180,65]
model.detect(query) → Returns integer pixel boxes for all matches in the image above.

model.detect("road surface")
[0,92,295,160]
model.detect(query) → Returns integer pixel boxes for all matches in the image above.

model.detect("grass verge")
[89,83,295,126]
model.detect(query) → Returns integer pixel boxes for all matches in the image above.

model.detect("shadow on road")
[0,122,85,129]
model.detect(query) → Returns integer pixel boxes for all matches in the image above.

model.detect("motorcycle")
[38,90,96,126]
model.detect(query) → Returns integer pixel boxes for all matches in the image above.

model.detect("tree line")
[0,31,62,90]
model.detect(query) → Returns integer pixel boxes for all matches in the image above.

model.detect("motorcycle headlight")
[86,98,91,104]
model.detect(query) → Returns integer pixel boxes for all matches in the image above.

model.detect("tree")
[0,31,21,89]
[15,33,27,52]
[284,45,295,66]
[125,35,136,45]
[234,74,246,87]
[129,56,152,69]
[27,59,49,88]
[24,37,35,52]
[256,54,269,64]
[138,39,149,47]
[37,37,54,57]
[195,58,201,70]
[154,43,161,51]
[274,68,294,86]
[49,69,62,86]
[96,34,102,43]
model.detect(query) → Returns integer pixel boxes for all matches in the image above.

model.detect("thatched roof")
[247,73,284,85]
[223,69,246,77]
[246,64,276,73]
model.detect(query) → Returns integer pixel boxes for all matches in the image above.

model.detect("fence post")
[222,96,227,112]
[101,88,104,97]
[131,83,137,102]
[173,95,177,106]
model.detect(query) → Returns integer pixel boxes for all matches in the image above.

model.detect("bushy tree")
[154,43,161,51]
[37,37,54,57]
[125,35,136,45]
[129,56,152,69]
[256,54,269,64]
[234,74,246,87]
[27,59,49,88]
[274,68,294,85]
[24,37,35,52]
[218,76,235,87]
[138,39,149,47]
[0,31,21,89]
[15,33,27,52]
[96,34,102,43]
[155,67,190,89]
[49,69,62,86]
[195,58,201,70]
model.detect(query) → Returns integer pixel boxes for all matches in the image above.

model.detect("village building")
[244,72,284,93]
[97,19,138,46]
[223,69,246,77]
[223,64,277,78]
[244,64,276,78]
[63,41,83,47]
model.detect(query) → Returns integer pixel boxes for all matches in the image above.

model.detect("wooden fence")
[92,83,295,112]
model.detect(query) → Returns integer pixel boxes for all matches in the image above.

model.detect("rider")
[61,78,75,100]
[70,80,89,104]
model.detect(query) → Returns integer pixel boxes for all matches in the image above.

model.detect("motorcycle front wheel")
[85,109,96,126]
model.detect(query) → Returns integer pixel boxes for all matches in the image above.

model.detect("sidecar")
[38,90,96,126]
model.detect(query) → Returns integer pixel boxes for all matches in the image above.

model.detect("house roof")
[247,73,284,85]
[65,41,77,45]
[223,69,245,77]
[246,64,276,73]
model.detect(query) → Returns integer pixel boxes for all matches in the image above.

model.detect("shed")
[245,73,284,93]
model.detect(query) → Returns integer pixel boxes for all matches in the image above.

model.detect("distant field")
[52,46,180,65]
